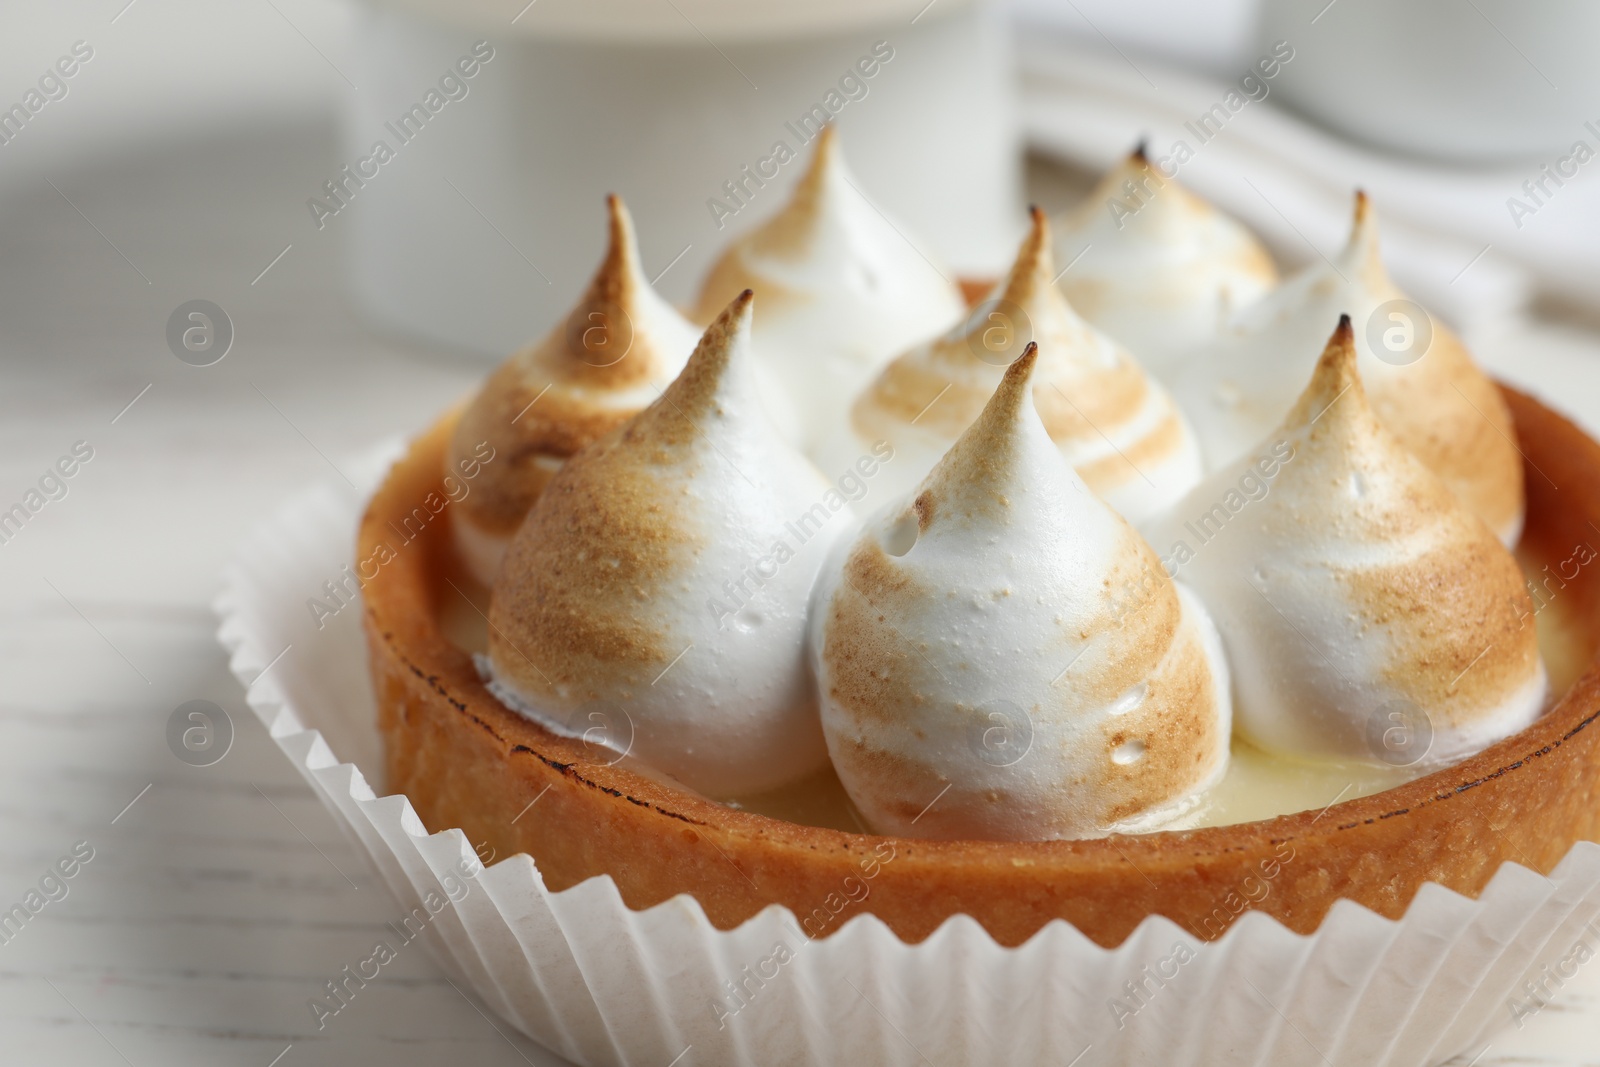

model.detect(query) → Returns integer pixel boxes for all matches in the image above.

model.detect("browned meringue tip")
[737,125,844,260]
[919,341,1043,513]
[951,341,1040,442]
[542,192,672,381]
[597,193,642,285]
[699,288,755,353]
[564,193,647,353]
[605,193,633,254]
[794,123,840,201]
[1343,189,1384,269]
[1131,139,1151,165]
[998,209,1055,307]
[663,289,754,411]
[1071,143,1202,233]
[992,341,1041,416]
[812,122,839,161]
[1332,311,1354,346]
[1285,314,1366,429]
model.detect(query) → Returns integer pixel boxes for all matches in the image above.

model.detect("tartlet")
[362,351,1600,949]
[363,132,1590,952]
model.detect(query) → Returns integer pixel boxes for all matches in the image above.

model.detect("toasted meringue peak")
[693,126,965,451]
[1170,192,1525,544]
[1053,148,1278,375]
[1283,314,1363,428]
[811,344,1232,841]
[485,291,846,797]
[448,195,701,584]
[841,206,1202,524]
[1147,319,1545,769]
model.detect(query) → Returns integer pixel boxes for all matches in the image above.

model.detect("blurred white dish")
[345,1,1020,358]
[1260,0,1600,164]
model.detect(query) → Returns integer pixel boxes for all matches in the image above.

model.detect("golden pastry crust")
[363,381,1600,949]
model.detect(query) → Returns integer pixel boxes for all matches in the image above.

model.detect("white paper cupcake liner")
[215,450,1600,1067]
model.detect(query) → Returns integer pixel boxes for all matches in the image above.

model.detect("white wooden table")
[0,119,1596,1067]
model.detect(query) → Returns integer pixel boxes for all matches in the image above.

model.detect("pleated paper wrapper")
[214,447,1600,1067]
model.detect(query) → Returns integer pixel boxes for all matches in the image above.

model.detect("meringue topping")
[692,125,966,452]
[844,206,1203,524]
[1147,317,1545,768]
[449,195,701,585]
[811,344,1232,841]
[1053,147,1278,376]
[486,291,847,797]
[1170,192,1526,544]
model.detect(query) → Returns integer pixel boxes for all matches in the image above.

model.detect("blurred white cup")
[342,0,1021,357]
[1259,0,1600,164]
